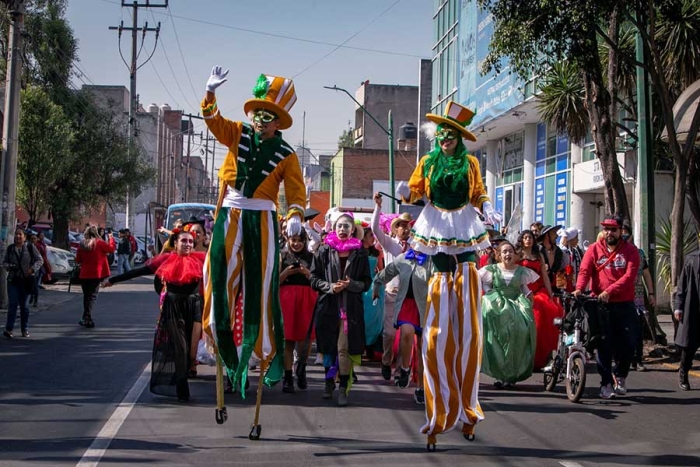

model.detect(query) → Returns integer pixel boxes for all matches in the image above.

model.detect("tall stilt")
[214,355,228,425]
[249,359,268,440]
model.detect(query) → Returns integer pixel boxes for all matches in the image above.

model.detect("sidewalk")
[0,281,79,317]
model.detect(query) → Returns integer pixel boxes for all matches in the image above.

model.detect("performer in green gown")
[478,241,538,388]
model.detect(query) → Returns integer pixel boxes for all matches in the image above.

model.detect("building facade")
[431,0,676,305]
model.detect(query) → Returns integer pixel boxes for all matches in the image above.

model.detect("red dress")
[519,257,564,369]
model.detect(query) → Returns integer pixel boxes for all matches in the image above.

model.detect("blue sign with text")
[534,178,545,223]
[555,172,568,225]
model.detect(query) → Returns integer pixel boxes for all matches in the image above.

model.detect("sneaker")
[21,329,29,338]
[323,378,335,399]
[414,388,425,405]
[3,330,13,339]
[314,353,323,365]
[381,364,392,381]
[614,376,627,395]
[493,380,504,389]
[395,368,410,388]
[636,362,647,372]
[599,383,616,399]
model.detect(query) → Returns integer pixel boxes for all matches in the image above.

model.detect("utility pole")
[388,110,396,213]
[323,85,397,212]
[635,16,655,275]
[200,129,218,204]
[0,0,24,308]
[184,115,192,202]
[109,0,166,228]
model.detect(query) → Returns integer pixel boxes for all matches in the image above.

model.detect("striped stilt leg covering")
[454,261,484,434]
[203,207,243,388]
[421,272,461,442]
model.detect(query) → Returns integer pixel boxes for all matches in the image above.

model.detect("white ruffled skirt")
[410,202,490,255]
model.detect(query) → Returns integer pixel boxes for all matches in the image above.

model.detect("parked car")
[45,245,75,283]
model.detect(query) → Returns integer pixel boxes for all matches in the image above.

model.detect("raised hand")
[206,66,230,93]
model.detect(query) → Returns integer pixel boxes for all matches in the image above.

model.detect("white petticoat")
[410,201,490,255]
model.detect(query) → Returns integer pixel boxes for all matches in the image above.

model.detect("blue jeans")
[5,280,30,332]
[117,254,131,275]
[596,301,639,386]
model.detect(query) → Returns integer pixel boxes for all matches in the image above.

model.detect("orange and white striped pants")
[421,261,484,441]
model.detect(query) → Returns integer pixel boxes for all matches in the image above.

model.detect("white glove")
[674,309,683,320]
[206,66,229,93]
[482,201,503,225]
[396,181,411,200]
[286,215,302,237]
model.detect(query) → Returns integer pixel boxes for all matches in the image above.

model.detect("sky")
[65,0,434,169]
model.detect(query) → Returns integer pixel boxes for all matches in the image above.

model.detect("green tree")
[337,127,354,149]
[17,85,74,226]
[480,0,700,289]
[48,90,155,249]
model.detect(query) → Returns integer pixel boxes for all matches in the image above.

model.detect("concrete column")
[522,124,537,228]
[485,139,498,202]
[570,142,593,243]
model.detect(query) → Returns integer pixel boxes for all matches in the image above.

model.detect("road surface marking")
[76,363,150,467]
[559,462,584,467]
[661,362,700,377]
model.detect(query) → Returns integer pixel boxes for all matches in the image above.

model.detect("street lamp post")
[323,85,397,212]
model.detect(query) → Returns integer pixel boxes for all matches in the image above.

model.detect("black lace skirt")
[150,283,201,399]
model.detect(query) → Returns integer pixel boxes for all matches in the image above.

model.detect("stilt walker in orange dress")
[397,102,501,451]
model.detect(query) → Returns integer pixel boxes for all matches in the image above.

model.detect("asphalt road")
[1,278,699,467]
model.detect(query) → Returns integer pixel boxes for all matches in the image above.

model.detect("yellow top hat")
[243,74,297,130]
[425,101,477,142]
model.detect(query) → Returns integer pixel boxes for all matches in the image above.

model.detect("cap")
[600,215,623,229]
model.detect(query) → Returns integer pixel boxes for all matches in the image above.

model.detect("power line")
[166,3,198,103]
[292,0,403,79]
[96,0,427,61]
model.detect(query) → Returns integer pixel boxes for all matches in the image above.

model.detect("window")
[535,122,571,226]
[494,132,524,230]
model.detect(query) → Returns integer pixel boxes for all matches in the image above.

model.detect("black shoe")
[381,364,392,381]
[679,370,691,391]
[414,388,425,405]
[636,362,647,372]
[224,379,234,394]
[493,380,504,389]
[78,317,88,327]
[352,372,358,383]
[85,318,95,328]
[323,378,335,399]
[21,329,29,338]
[3,330,13,339]
[395,368,410,388]
[282,375,295,393]
[296,364,308,390]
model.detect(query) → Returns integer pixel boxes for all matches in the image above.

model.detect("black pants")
[633,307,646,364]
[80,279,101,318]
[679,344,699,374]
[596,301,638,386]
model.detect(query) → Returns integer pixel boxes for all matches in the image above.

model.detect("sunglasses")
[436,128,459,141]
[252,109,278,124]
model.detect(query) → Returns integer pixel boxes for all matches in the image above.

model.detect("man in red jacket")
[574,215,640,400]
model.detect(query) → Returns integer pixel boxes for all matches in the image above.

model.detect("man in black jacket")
[674,246,700,391]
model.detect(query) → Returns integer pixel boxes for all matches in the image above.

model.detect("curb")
[660,362,700,378]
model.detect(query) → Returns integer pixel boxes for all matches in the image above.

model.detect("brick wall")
[338,148,416,201]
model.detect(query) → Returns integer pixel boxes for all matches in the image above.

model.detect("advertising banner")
[458,3,525,129]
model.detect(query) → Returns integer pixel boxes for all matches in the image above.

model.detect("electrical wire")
[166,3,199,104]
[147,8,197,112]
[96,0,428,61]
[292,0,403,79]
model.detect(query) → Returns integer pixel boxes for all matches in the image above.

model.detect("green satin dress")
[480,264,537,383]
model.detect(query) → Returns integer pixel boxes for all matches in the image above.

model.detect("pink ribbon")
[340,307,348,335]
